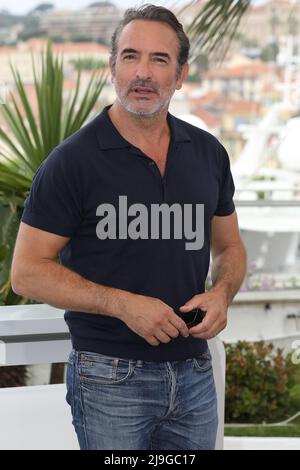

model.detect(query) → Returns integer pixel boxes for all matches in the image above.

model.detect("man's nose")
[135,59,152,80]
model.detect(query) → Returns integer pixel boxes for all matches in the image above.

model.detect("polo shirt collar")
[95,104,191,150]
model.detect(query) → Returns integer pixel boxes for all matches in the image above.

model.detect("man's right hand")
[118,294,190,346]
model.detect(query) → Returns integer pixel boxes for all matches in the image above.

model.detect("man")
[11,5,247,450]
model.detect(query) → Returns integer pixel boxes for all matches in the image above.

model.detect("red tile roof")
[204,62,276,79]
[190,91,262,117]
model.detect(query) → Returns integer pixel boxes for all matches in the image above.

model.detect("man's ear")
[176,63,189,90]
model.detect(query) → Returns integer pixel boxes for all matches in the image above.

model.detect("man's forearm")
[209,242,247,306]
[12,259,133,319]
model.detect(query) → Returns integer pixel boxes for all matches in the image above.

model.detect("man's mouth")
[129,87,156,95]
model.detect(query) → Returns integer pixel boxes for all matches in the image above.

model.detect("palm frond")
[64,68,108,137]
[0,39,107,197]
[183,0,252,63]
[0,38,107,306]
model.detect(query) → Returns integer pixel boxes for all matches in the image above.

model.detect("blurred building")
[39,2,122,44]
[0,23,23,45]
[0,39,110,83]
[201,55,281,102]
[238,0,300,44]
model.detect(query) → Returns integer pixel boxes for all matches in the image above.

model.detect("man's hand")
[179,289,228,339]
[119,294,190,347]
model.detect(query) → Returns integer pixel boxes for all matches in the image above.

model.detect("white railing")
[0,303,225,450]
[0,304,70,365]
[220,289,300,348]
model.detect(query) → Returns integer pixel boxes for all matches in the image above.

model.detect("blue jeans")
[66,349,218,450]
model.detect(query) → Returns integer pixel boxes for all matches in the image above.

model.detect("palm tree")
[0,40,108,306]
[181,0,252,62]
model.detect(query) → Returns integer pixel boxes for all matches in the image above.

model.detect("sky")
[0,0,266,16]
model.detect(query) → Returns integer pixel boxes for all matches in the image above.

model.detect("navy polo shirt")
[21,104,235,361]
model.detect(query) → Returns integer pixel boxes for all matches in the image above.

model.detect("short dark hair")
[110,4,190,78]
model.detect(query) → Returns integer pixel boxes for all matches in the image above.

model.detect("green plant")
[225,341,299,424]
[0,39,107,306]
[0,201,24,305]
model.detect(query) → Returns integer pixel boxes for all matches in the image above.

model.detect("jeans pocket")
[193,350,213,373]
[79,351,135,386]
[66,361,75,414]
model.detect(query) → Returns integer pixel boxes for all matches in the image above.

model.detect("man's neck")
[108,101,170,148]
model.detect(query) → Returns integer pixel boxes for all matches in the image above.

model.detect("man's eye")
[154,57,167,63]
[124,55,135,60]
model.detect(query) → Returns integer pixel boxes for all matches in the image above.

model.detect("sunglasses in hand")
[176,308,206,328]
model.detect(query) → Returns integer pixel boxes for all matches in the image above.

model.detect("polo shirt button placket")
[162,178,167,202]
[146,160,166,202]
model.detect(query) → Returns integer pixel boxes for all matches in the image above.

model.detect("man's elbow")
[11,263,32,297]
[11,271,25,297]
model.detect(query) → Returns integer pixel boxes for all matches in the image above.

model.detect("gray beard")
[116,94,168,118]
[119,100,165,117]
[114,81,176,118]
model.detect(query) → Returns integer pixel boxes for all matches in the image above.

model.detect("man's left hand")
[179,289,229,339]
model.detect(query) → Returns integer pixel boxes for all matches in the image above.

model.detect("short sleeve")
[21,148,83,237]
[214,144,235,216]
